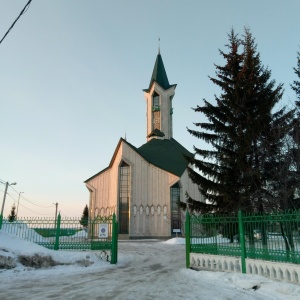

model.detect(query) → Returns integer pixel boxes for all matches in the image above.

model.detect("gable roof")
[143,53,176,92]
[84,138,125,183]
[84,137,192,183]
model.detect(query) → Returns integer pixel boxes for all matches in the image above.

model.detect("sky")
[1,230,300,299]
[1,0,300,218]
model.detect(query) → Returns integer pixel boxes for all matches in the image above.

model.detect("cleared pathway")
[0,241,289,300]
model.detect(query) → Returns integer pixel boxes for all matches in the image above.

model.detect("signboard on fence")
[98,223,108,238]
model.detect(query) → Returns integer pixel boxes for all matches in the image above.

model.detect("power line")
[1,178,65,217]
[0,179,7,185]
[0,0,33,45]
[5,192,18,203]
[17,201,53,216]
[21,194,54,208]
[1,179,75,217]
[9,185,54,208]
[4,193,53,216]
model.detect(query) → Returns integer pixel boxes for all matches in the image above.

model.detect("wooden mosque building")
[84,51,203,239]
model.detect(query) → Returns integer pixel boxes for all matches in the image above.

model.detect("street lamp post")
[0,181,17,229]
[16,191,24,219]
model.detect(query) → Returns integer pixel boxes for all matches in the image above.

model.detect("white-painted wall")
[190,253,300,285]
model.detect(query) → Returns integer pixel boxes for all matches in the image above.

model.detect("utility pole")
[16,191,24,219]
[0,181,17,229]
[1,182,17,217]
[54,202,58,224]
[1,182,9,218]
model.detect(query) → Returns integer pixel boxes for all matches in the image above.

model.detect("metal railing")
[0,213,118,264]
[185,210,300,271]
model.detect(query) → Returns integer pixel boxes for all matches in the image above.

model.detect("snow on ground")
[1,220,48,243]
[71,228,88,238]
[163,237,185,245]
[1,232,300,299]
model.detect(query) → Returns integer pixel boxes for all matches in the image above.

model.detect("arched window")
[119,161,130,234]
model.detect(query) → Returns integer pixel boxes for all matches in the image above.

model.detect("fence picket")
[186,210,300,267]
[0,214,118,264]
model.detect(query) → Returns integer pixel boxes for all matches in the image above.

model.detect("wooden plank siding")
[86,140,204,238]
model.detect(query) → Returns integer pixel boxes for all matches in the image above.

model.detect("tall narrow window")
[152,92,160,130]
[170,183,181,233]
[152,93,160,111]
[170,95,173,138]
[119,161,130,234]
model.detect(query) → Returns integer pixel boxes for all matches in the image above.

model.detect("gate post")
[111,213,118,264]
[185,211,191,268]
[238,210,246,273]
[54,213,61,250]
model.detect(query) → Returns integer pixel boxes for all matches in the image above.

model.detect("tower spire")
[158,37,160,54]
[143,52,177,141]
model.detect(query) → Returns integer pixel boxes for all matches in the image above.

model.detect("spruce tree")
[265,49,300,211]
[8,204,16,222]
[261,108,295,210]
[79,204,89,227]
[285,48,300,209]
[292,49,300,102]
[185,28,287,214]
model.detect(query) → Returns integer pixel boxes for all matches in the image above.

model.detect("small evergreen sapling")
[8,204,16,222]
[80,204,89,227]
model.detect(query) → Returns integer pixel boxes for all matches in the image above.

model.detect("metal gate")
[0,213,118,264]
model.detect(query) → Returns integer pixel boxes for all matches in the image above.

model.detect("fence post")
[111,213,118,264]
[115,218,118,263]
[238,210,246,274]
[185,211,191,268]
[0,214,3,230]
[54,213,61,250]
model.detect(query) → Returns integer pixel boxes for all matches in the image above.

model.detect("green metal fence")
[0,213,118,264]
[185,210,300,271]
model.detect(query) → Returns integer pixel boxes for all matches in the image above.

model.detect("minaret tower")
[143,50,177,141]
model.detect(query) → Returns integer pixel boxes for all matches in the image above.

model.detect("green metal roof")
[143,53,176,92]
[136,138,192,177]
[84,137,193,182]
[147,129,165,138]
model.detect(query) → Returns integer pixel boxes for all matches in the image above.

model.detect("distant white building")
[85,51,203,238]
